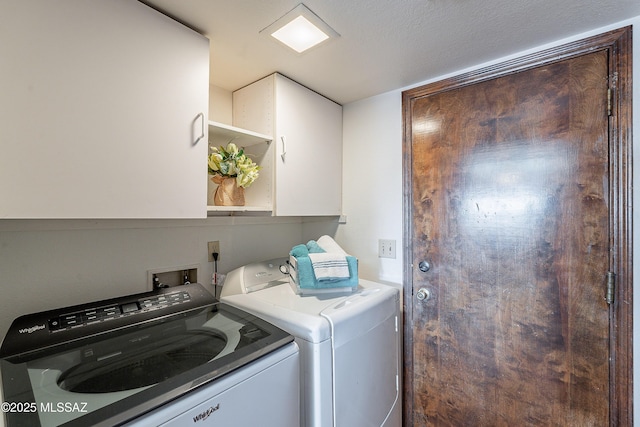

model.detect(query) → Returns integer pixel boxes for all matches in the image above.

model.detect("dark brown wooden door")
[403,29,633,427]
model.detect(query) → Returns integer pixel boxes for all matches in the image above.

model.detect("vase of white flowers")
[208,143,260,206]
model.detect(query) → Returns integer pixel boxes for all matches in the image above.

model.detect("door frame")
[402,27,632,426]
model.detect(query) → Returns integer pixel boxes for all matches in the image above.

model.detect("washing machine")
[221,257,401,427]
[0,283,299,427]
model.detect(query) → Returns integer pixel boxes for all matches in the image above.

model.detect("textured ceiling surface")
[143,0,640,104]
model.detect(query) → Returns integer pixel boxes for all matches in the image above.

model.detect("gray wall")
[0,217,337,339]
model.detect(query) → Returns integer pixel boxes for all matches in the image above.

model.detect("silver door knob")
[418,261,430,272]
[416,288,431,301]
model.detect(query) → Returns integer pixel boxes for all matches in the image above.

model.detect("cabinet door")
[274,75,342,216]
[0,0,208,218]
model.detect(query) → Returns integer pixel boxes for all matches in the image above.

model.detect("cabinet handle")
[280,136,287,161]
[193,112,205,145]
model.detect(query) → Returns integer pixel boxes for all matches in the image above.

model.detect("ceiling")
[142,0,639,105]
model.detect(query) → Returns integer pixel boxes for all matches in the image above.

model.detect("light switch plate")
[379,239,396,259]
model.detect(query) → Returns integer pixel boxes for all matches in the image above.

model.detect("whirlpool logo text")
[18,324,45,334]
[193,404,220,423]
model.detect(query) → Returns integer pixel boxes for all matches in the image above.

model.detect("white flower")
[208,142,260,188]
[207,153,222,172]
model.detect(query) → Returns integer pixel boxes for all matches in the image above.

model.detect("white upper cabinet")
[0,0,209,218]
[232,73,342,216]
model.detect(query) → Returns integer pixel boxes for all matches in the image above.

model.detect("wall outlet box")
[147,264,200,290]
[379,239,396,259]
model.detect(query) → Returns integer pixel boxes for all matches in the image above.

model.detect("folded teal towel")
[306,240,325,254]
[290,239,357,290]
[290,244,309,257]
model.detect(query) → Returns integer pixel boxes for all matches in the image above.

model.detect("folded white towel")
[317,235,347,254]
[308,252,350,281]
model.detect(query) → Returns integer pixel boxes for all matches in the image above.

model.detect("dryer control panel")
[222,257,290,297]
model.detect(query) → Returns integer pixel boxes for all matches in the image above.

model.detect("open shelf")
[208,121,272,148]
[207,122,274,213]
[206,205,272,215]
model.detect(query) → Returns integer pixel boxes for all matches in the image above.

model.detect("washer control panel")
[0,283,215,361]
[48,291,191,331]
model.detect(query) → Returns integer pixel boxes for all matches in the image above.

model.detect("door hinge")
[606,271,615,305]
[607,88,612,116]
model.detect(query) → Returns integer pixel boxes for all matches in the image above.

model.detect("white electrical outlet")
[208,241,220,262]
[378,239,396,259]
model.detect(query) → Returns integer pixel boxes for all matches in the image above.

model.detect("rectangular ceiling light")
[261,3,339,54]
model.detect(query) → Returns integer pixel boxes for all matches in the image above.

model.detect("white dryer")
[221,258,401,427]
